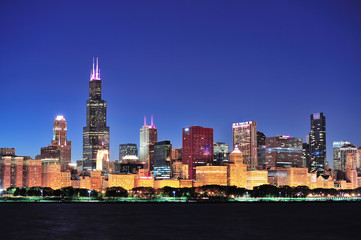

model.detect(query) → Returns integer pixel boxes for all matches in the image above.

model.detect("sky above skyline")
[1,0,361,165]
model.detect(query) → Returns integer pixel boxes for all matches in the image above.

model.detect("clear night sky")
[1,0,360,165]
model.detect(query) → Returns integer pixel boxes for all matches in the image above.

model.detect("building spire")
[144,116,147,126]
[151,115,154,126]
[90,57,101,81]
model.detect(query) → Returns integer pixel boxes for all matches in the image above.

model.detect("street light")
[88,190,92,201]
[173,191,176,199]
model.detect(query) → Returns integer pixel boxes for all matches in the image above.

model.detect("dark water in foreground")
[0,202,360,240]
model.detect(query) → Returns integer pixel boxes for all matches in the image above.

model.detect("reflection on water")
[0,203,360,240]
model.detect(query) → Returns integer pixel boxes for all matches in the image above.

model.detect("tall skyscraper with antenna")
[139,116,157,171]
[82,58,110,171]
[51,115,71,171]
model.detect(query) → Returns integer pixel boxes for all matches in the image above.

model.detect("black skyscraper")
[309,112,326,174]
[82,58,110,170]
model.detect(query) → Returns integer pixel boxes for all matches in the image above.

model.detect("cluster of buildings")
[1,58,361,192]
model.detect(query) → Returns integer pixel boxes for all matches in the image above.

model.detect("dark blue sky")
[1,0,361,165]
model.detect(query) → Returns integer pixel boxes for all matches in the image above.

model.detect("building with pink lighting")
[139,116,158,170]
[83,58,110,171]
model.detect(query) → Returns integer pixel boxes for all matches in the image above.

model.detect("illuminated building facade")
[23,159,42,187]
[182,126,213,180]
[265,135,303,169]
[139,116,158,170]
[340,144,358,170]
[196,165,228,186]
[246,170,268,190]
[119,143,138,163]
[227,147,247,188]
[83,58,110,171]
[41,159,61,189]
[0,156,24,188]
[232,121,257,169]
[153,141,172,179]
[309,112,326,174]
[267,168,287,187]
[213,142,229,165]
[286,168,308,187]
[96,149,109,172]
[333,142,351,170]
[51,116,71,171]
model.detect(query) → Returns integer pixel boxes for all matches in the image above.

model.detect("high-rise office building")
[333,141,351,170]
[51,115,71,171]
[182,126,213,180]
[83,58,110,171]
[153,140,172,179]
[309,112,326,174]
[302,143,310,169]
[265,135,303,168]
[232,121,257,169]
[119,144,138,162]
[257,131,266,168]
[139,116,157,170]
[340,144,357,170]
[213,142,229,165]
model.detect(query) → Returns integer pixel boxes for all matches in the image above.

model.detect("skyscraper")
[333,141,351,170]
[340,144,357,170]
[213,142,229,165]
[153,140,172,179]
[309,112,326,174]
[257,131,266,168]
[119,144,138,162]
[232,121,257,169]
[51,115,71,171]
[182,126,213,180]
[265,135,303,169]
[83,58,110,171]
[139,116,157,170]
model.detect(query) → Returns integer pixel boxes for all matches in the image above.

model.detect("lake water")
[0,202,360,239]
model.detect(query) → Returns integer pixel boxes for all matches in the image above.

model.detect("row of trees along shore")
[2,185,361,199]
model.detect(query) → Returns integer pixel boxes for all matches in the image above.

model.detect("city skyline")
[1,1,361,165]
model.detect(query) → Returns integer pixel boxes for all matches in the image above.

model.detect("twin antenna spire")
[144,115,155,128]
[90,57,101,81]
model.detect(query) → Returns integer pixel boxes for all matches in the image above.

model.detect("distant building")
[0,148,15,156]
[42,159,61,189]
[23,159,42,187]
[213,142,229,165]
[340,144,358,170]
[83,58,110,171]
[333,141,351,170]
[302,143,310,170]
[119,144,138,163]
[232,121,257,169]
[171,148,182,161]
[96,149,109,172]
[196,165,228,186]
[265,135,303,169]
[182,126,213,180]
[257,131,266,168]
[51,115,71,171]
[153,140,172,179]
[139,116,158,170]
[309,112,326,174]
[0,156,23,188]
[227,147,247,188]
